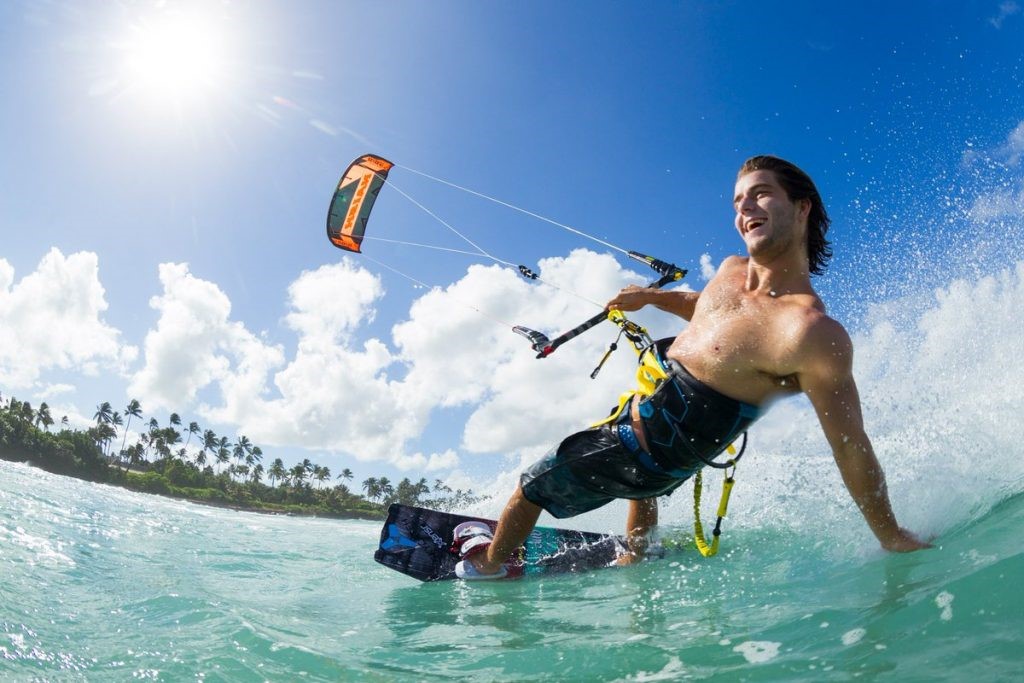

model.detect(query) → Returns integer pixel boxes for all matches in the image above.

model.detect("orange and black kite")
[326,154,394,253]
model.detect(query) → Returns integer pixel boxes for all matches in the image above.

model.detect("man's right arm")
[606,286,700,321]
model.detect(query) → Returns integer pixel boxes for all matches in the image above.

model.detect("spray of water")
[469,127,1024,556]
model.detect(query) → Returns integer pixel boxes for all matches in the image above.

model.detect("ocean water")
[4,260,1024,681]
[3,418,1024,681]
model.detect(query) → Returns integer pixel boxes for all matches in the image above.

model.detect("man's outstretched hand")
[881,527,933,552]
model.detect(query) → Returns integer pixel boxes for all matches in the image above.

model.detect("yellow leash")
[692,454,737,557]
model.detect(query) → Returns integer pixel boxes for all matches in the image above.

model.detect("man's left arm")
[617,497,658,565]
[799,320,930,552]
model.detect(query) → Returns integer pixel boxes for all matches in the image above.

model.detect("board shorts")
[520,361,761,519]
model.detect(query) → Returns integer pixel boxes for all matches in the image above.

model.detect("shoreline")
[173,492,384,521]
[2,454,388,522]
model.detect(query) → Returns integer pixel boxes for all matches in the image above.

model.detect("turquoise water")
[5,262,1024,680]
[2,457,1022,682]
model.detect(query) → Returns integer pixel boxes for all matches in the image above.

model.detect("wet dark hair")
[738,155,832,275]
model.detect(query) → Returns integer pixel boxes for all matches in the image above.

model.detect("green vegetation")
[0,394,479,520]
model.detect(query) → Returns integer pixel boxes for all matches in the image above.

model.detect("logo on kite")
[326,153,394,253]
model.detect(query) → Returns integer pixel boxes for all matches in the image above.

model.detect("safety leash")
[692,455,737,557]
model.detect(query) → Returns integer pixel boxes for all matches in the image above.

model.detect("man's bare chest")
[670,290,806,397]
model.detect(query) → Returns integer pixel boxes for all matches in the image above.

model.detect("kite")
[326,154,394,253]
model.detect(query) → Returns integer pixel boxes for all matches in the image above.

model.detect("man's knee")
[509,485,542,518]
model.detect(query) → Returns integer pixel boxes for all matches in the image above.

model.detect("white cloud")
[39,383,75,397]
[284,259,382,344]
[966,120,1024,221]
[0,249,136,389]
[968,185,1024,221]
[126,250,691,473]
[127,262,286,413]
[700,253,717,280]
[107,247,705,483]
[212,260,414,459]
[392,448,460,472]
[997,120,1024,166]
[406,250,682,455]
[989,1,1021,28]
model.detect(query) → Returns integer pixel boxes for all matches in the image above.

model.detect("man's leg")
[470,485,542,574]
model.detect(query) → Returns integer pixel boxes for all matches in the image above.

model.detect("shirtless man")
[453,155,929,579]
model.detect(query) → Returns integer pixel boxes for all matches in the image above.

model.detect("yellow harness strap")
[590,320,669,428]
[586,313,744,558]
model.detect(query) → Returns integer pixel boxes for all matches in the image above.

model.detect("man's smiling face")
[733,169,809,261]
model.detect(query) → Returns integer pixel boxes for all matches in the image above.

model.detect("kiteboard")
[374,503,627,581]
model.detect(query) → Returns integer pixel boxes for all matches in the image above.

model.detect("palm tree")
[108,412,123,456]
[87,403,116,456]
[20,401,34,425]
[93,423,117,453]
[215,436,231,474]
[231,440,245,474]
[120,399,143,455]
[289,463,308,487]
[362,477,380,501]
[301,458,313,478]
[184,421,200,449]
[93,402,113,426]
[395,477,431,505]
[268,458,286,486]
[338,468,354,484]
[169,413,181,429]
[137,433,151,462]
[314,465,331,489]
[35,402,54,432]
[202,429,217,466]
[122,443,145,473]
[150,430,168,460]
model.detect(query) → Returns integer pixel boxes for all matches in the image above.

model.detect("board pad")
[374,503,626,581]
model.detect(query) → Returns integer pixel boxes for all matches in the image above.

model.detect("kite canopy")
[326,154,394,253]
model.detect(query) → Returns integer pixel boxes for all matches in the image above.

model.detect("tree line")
[0,393,478,519]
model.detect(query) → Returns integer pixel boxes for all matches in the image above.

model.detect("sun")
[113,6,232,112]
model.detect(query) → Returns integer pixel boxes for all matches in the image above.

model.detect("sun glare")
[115,7,231,111]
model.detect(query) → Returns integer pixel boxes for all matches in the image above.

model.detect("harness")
[590,314,748,557]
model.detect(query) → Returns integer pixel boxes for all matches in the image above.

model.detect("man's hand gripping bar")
[513,251,687,358]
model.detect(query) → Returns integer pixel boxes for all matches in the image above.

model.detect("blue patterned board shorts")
[520,362,760,519]
[520,420,687,518]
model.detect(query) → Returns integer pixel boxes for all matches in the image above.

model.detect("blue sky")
[2,1,1023,495]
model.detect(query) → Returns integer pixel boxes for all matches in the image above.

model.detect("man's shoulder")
[719,255,748,271]
[789,307,853,367]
